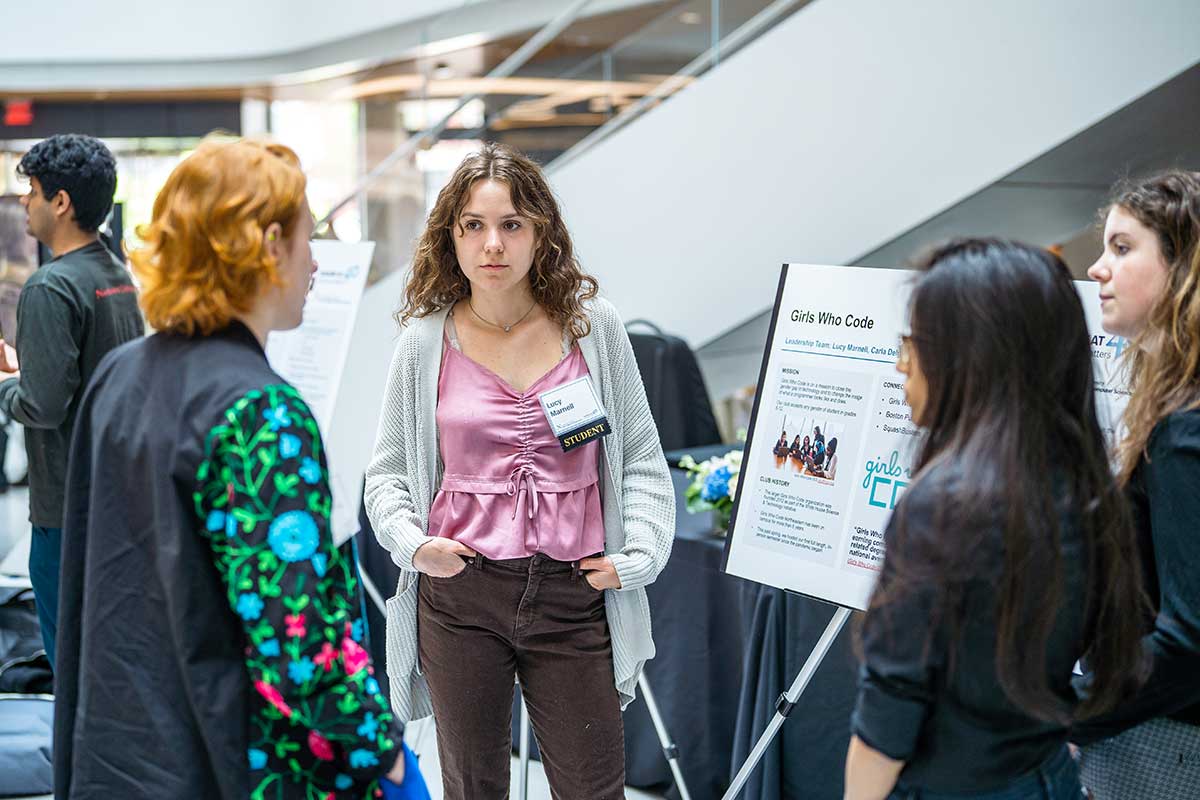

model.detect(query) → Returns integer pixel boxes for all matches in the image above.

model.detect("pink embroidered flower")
[314,642,338,672]
[341,637,369,676]
[285,613,306,638]
[308,730,335,761]
[254,680,292,718]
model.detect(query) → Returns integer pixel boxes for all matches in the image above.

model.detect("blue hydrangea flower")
[336,774,354,790]
[299,457,321,485]
[267,511,320,562]
[349,749,379,769]
[263,404,291,432]
[357,712,379,739]
[205,510,226,532]
[236,593,264,621]
[279,433,302,460]
[258,638,280,657]
[311,553,328,578]
[351,619,364,642]
[701,466,732,502]
[365,677,380,696]
[248,748,268,770]
[288,657,316,684]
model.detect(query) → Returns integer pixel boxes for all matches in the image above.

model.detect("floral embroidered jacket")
[58,322,400,799]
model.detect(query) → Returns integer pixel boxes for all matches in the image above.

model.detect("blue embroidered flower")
[351,619,364,642]
[701,466,732,502]
[267,511,320,562]
[225,513,239,537]
[236,593,264,621]
[205,510,226,532]
[248,748,268,770]
[335,774,354,790]
[263,404,291,431]
[258,638,280,657]
[349,749,379,769]
[365,677,380,696]
[299,457,321,485]
[279,433,302,460]
[357,712,379,739]
[311,553,328,578]
[288,657,316,684]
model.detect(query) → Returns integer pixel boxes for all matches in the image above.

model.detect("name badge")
[537,376,611,452]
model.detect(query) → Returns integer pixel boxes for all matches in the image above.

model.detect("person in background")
[1072,170,1200,798]
[0,134,143,666]
[845,239,1146,800]
[365,142,674,799]
[55,138,419,799]
[774,429,790,456]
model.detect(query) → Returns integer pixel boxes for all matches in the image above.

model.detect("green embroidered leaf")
[258,576,283,598]
[337,693,361,715]
[232,507,257,531]
[257,550,278,572]
[274,472,301,496]
[258,448,275,468]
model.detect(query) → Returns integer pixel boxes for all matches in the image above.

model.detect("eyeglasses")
[897,334,915,368]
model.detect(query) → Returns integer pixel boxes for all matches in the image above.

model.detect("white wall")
[549,0,1200,348]
[0,0,474,63]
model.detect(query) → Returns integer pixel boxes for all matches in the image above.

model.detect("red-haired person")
[55,138,417,799]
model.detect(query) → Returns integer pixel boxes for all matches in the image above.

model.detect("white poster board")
[723,264,1129,611]
[266,240,374,544]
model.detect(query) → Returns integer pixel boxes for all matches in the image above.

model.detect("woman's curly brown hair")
[130,137,306,335]
[1108,170,1200,483]
[398,142,598,339]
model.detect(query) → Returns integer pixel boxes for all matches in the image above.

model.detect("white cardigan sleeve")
[364,335,434,573]
[600,305,676,591]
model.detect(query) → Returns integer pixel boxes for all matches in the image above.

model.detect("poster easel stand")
[720,605,853,800]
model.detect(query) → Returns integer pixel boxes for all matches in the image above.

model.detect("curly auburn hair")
[1108,171,1200,482]
[130,137,306,336]
[398,142,598,339]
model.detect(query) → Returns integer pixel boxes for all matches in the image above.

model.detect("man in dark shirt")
[0,134,144,666]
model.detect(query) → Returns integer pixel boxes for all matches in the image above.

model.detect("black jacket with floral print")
[57,322,400,800]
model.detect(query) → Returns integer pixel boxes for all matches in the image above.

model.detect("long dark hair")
[871,238,1146,723]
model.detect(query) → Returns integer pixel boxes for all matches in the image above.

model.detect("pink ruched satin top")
[427,333,606,561]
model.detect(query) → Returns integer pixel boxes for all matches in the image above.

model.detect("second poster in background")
[723,263,1129,610]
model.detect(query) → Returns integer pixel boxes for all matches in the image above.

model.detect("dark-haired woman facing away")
[1072,170,1200,798]
[844,240,1146,800]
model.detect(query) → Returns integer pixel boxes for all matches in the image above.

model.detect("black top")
[852,478,1089,793]
[0,240,143,527]
[56,324,400,799]
[1073,409,1200,742]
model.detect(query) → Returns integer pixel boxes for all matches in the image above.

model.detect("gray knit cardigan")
[364,297,675,722]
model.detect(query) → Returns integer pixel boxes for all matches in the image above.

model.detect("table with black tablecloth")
[356,449,861,800]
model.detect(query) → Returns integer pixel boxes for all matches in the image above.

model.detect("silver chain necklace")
[467,297,537,333]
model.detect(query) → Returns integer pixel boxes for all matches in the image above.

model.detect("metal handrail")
[318,0,808,229]
[548,0,808,173]
[316,0,596,231]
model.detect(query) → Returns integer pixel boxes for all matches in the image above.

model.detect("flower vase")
[713,506,733,537]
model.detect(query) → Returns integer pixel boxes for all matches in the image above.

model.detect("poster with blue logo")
[723,264,1128,610]
[266,240,374,545]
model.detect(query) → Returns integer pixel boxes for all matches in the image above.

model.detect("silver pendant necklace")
[468,297,537,333]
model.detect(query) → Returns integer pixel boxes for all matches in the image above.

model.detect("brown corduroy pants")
[417,553,626,800]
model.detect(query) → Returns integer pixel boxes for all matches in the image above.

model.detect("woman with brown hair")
[1072,170,1200,798]
[365,142,673,798]
[844,239,1146,799]
[55,138,412,799]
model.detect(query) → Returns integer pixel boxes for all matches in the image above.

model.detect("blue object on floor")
[380,741,431,800]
